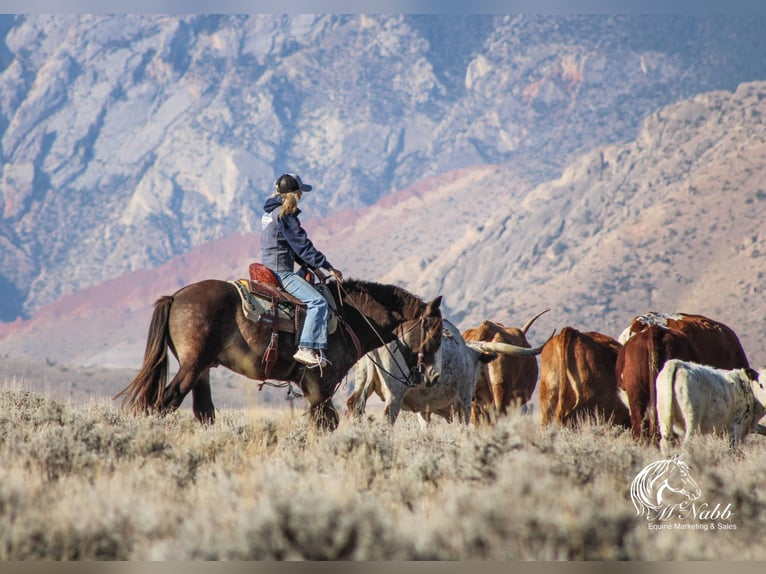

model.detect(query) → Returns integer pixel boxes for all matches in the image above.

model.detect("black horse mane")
[339,278,426,323]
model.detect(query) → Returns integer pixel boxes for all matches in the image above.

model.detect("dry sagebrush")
[0,388,765,560]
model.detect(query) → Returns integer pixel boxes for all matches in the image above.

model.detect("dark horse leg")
[160,363,211,421]
[302,370,339,430]
[191,369,215,424]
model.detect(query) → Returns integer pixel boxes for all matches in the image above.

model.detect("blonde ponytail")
[279,192,300,216]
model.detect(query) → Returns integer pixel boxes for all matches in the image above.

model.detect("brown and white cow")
[538,327,630,428]
[617,312,750,442]
[462,308,549,424]
[347,319,545,427]
[656,359,766,453]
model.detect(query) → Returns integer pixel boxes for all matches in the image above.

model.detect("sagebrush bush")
[0,387,765,560]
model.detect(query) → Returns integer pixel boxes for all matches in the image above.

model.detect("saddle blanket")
[229,279,338,335]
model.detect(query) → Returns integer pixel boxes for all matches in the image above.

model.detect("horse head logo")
[630,454,702,521]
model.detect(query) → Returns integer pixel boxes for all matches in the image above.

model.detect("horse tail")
[114,296,174,413]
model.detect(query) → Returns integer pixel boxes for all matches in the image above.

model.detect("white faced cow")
[347,319,546,428]
[656,359,766,454]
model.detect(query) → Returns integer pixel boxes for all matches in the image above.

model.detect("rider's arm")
[279,212,334,272]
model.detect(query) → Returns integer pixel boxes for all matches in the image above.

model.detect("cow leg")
[472,376,494,425]
[417,411,432,430]
[493,382,507,417]
[539,371,559,427]
[628,391,648,440]
[347,359,375,419]
[383,400,403,425]
[379,381,404,426]
[458,393,473,424]
[191,369,215,425]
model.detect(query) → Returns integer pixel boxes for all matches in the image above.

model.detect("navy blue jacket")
[261,196,333,273]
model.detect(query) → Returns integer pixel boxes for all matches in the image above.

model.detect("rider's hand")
[329,268,344,283]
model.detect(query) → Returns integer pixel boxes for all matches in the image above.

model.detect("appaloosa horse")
[115,277,443,430]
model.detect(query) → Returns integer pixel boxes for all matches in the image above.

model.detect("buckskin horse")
[114,277,443,429]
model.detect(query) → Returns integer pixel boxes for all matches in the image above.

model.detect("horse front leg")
[303,374,339,431]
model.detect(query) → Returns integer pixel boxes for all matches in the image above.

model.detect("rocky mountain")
[2,81,766,391]
[2,14,766,324]
[396,81,766,365]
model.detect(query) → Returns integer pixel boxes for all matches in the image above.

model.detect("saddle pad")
[229,280,297,333]
[230,279,339,335]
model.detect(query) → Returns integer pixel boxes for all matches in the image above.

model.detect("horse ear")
[426,295,443,315]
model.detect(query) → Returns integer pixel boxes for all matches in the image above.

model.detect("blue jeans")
[276,271,328,350]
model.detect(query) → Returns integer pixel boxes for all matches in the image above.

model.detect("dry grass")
[0,385,765,560]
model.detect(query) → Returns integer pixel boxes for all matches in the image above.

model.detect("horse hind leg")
[192,369,215,425]
[160,363,207,417]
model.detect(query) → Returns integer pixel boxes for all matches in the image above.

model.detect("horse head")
[338,280,444,387]
[394,295,443,387]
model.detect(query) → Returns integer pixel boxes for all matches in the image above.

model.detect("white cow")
[347,319,545,428]
[656,359,766,453]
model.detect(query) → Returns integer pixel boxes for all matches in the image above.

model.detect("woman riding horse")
[115,279,443,430]
[261,173,344,369]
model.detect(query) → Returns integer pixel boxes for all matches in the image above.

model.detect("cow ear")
[426,295,443,315]
[744,368,759,381]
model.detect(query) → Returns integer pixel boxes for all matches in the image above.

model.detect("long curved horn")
[521,308,550,335]
[468,330,556,356]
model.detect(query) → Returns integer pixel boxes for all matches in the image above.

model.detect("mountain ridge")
[2,82,766,379]
[3,15,766,321]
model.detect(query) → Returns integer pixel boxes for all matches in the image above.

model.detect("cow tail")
[556,327,577,421]
[647,331,662,440]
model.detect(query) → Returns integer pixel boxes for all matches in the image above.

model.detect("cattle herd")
[348,310,766,451]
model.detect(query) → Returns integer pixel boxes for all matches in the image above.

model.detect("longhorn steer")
[656,359,766,454]
[347,320,546,427]
[462,308,549,424]
[539,327,630,427]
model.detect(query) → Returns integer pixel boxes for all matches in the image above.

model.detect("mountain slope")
[397,81,766,364]
[2,82,766,378]
[2,15,766,321]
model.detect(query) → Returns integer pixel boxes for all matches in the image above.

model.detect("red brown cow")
[616,326,700,440]
[539,327,630,428]
[463,309,549,424]
[618,312,749,369]
[616,312,751,441]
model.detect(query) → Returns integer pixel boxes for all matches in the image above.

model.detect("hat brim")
[299,183,312,192]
